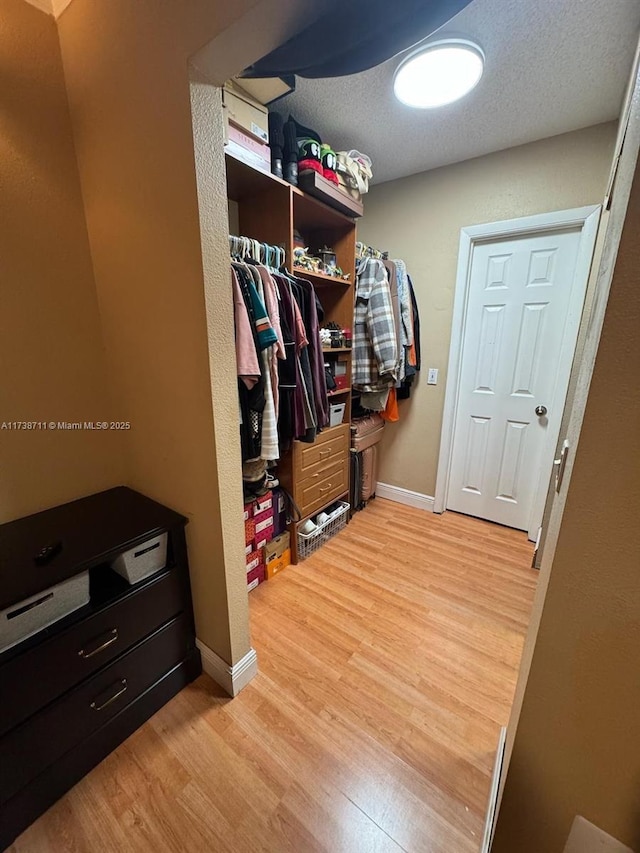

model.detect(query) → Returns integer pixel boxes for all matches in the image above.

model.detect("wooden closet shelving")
[292,268,351,287]
[226,151,357,563]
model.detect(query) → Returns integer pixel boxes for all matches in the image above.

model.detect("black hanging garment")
[397,275,422,400]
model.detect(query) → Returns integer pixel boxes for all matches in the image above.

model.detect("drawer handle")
[78,628,118,659]
[319,484,332,493]
[318,449,331,459]
[90,678,127,711]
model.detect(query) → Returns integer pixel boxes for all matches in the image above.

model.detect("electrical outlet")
[427,368,438,385]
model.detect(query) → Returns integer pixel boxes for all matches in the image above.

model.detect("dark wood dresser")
[0,487,202,849]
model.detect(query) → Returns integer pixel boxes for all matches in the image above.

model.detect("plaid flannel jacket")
[353,257,398,392]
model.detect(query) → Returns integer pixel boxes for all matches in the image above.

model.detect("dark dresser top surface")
[0,487,187,610]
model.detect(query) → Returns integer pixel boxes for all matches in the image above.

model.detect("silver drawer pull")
[78,628,118,659]
[90,678,127,711]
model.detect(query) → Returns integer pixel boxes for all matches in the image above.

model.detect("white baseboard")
[481,726,507,853]
[195,640,258,697]
[376,482,435,512]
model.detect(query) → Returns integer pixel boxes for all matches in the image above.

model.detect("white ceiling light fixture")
[393,38,485,109]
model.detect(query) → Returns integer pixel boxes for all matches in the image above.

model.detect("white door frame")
[434,205,601,539]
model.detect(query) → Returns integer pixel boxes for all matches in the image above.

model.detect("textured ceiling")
[278,0,640,184]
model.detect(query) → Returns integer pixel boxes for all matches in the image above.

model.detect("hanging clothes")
[255,264,285,415]
[397,275,422,400]
[392,258,414,384]
[232,269,260,389]
[353,256,398,394]
[384,260,403,380]
[293,276,329,431]
[232,265,268,463]
[248,264,280,462]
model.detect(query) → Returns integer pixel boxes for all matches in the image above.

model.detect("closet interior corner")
[226,143,419,577]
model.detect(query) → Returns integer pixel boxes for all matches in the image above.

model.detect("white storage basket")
[111,533,168,584]
[297,501,350,560]
[329,403,346,427]
[0,571,90,654]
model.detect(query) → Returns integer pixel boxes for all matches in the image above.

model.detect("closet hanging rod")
[229,234,286,268]
[356,241,388,261]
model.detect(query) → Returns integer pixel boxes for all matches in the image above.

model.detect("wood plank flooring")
[10,500,537,853]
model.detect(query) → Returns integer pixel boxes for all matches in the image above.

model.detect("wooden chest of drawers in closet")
[278,423,350,562]
[293,422,350,517]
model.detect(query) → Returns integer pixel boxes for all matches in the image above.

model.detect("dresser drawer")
[0,568,185,737]
[298,460,349,518]
[294,424,350,476]
[296,445,349,489]
[297,457,345,493]
[0,613,190,804]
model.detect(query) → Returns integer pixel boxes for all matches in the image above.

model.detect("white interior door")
[446,224,590,534]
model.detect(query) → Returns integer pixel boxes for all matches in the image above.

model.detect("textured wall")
[54,0,260,665]
[0,0,124,523]
[492,140,640,853]
[55,0,326,666]
[358,123,617,498]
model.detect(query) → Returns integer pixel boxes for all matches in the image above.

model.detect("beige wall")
[54,0,259,665]
[492,143,640,853]
[358,123,617,498]
[55,0,325,666]
[0,0,124,524]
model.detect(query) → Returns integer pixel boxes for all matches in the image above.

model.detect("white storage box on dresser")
[0,572,89,654]
[111,533,168,583]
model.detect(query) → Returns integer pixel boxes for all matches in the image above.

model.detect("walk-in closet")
[3,0,638,848]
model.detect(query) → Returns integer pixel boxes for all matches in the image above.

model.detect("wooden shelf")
[225,149,296,201]
[293,267,352,286]
[226,147,357,567]
[297,170,363,218]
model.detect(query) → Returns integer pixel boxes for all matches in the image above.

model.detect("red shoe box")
[244,517,255,548]
[254,525,274,551]
[253,506,274,550]
[246,548,262,574]
[243,500,254,521]
[247,564,265,591]
[253,490,273,516]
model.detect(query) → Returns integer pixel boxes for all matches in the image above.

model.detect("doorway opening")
[187,3,639,850]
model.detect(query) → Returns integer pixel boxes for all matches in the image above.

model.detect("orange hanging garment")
[382,387,399,422]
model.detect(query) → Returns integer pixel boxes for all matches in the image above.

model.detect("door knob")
[535,405,548,417]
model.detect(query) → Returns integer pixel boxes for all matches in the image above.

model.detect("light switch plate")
[427,368,438,385]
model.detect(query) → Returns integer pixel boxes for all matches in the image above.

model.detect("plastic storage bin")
[111,533,168,584]
[0,571,90,653]
[329,403,346,427]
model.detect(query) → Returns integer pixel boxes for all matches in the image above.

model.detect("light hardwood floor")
[10,500,537,853]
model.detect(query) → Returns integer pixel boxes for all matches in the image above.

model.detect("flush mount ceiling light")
[393,38,484,108]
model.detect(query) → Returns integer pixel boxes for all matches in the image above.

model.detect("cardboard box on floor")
[264,531,291,580]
